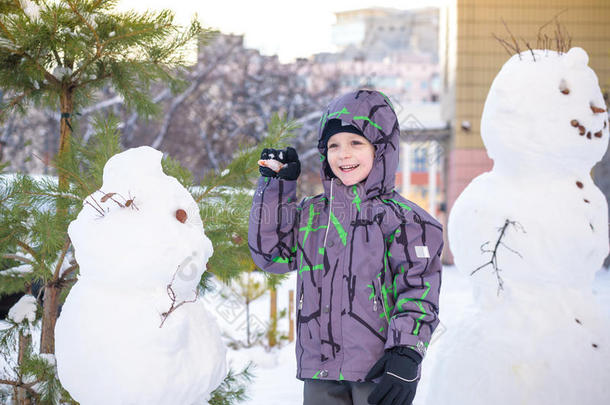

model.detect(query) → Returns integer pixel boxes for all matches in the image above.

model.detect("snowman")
[424,47,610,404]
[55,146,227,405]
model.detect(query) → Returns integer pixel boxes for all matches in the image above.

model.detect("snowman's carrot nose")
[590,104,606,114]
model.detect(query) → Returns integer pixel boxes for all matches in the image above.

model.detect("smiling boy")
[323,118,376,186]
[249,90,444,405]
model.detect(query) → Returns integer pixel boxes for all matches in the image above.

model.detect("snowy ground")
[218,265,610,405]
[1,265,609,404]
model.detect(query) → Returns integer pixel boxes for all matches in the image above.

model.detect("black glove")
[365,346,422,405]
[259,146,301,181]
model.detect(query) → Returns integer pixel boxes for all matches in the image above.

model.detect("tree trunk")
[40,85,73,355]
[40,284,60,354]
[246,302,250,346]
[57,85,73,192]
[16,332,32,405]
[288,290,294,342]
[268,288,277,347]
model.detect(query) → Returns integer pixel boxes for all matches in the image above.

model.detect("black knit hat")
[319,119,365,150]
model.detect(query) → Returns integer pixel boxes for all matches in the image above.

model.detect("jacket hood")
[317,90,400,200]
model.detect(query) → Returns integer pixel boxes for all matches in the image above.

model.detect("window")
[411,147,428,173]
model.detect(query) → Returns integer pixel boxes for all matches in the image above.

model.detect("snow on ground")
[219,266,475,405]
[1,265,608,404]
[220,265,610,405]
[204,270,303,404]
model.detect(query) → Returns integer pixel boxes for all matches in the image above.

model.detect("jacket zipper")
[375,277,385,316]
[298,290,304,310]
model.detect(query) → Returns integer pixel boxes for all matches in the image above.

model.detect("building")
[330,7,439,62]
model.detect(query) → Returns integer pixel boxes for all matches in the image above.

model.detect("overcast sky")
[116,0,448,62]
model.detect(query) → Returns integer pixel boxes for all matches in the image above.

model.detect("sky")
[116,0,448,63]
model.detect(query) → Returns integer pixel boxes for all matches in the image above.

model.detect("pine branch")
[58,264,78,282]
[0,90,34,119]
[0,378,34,393]
[32,153,96,199]
[77,72,112,88]
[0,18,15,41]
[66,0,102,57]
[195,114,299,203]
[100,26,163,55]
[2,254,34,265]
[21,190,82,203]
[0,230,17,244]
[52,237,71,281]
[208,363,254,405]
[15,240,36,262]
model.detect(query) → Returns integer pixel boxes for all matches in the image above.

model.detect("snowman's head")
[68,146,213,292]
[481,47,609,170]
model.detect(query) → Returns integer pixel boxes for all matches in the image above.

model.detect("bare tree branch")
[471,219,526,296]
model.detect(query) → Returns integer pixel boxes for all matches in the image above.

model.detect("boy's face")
[327,132,375,186]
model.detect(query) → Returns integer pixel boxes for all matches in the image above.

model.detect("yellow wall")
[453,0,610,150]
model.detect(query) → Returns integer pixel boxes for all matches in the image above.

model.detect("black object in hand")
[259,147,301,181]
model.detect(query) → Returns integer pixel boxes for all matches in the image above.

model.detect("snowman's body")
[424,48,610,404]
[55,147,226,405]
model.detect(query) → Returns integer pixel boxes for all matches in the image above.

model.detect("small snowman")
[424,48,610,404]
[55,146,226,405]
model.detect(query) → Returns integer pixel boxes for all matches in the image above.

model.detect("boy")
[249,90,444,405]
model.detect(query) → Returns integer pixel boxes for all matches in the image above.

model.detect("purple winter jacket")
[248,90,444,382]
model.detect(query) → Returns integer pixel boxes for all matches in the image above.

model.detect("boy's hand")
[259,147,301,181]
[365,347,421,405]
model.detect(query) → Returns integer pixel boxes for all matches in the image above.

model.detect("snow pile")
[51,66,72,80]
[3,264,33,276]
[54,146,227,405]
[425,48,610,404]
[7,295,37,324]
[20,0,40,21]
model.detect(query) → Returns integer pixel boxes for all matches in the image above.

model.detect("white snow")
[222,266,610,404]
[20,1,40,21]
[0,37,18,51]
[3,264,33,276]
[433,47,610,404]
[2,262,609,404]
[54,146,227,405]
[51,66,72,80]
[7,295,37,324]
[37,353,56,367]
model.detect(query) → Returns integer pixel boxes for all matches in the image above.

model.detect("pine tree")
[0,0,214,356]
[0,112,299,403]
[0,1,301,403]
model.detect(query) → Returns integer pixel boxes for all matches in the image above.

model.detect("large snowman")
[425,48,610,404]
[55,146,227,405]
